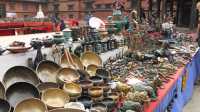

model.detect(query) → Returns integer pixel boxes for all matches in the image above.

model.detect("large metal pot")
[0,82,5,99]
[5,82,40,108]
[36,60,61,83]
[3,66,40,89]
[41,88,70,109]
[0,99,11,112]
[80,52,102,68]
[14,98,47,112]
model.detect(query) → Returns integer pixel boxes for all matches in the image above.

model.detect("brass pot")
[89,76,103,86]
[3,66,40,89]
[57,68,80,84]
[80,52,102,68]
[79,80,93,90]
[61,54,84,70]
[0,82,5,99]
[0,99,11,112]
[36,60,61,83]
[37,82,60,93]
[49,108,85,112]
[14,98,47,112]
[6,82,40,108]
[63,83,82,98]
[88,87,103,98]
[41,88,70,109]
[86,64,98,77]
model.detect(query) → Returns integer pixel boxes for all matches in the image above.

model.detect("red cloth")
[144,68,184,112]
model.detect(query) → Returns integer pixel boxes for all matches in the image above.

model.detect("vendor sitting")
[162,17,174,39]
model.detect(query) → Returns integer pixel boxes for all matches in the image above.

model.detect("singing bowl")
[0,82,5,99]
[5,82,40,107]
[101,98,115,109]
[14,98,47,112]
[3,66,40,89]
[80,52,102,67]
[89,76,103,86]
[96,68,110,80]
[107,92,119,101]
[57,68,80,84]
[86,64,98,77]
[77,70,90,81]
[49,108,85,112]
[36,60,61,83]
[91,103,107,112]
[61,54,84,70]
[63,83,82,98]
[88,87,103,98]
[41,88,70,109]
[0,99,11,112]
[77,96,92,109]
[79,80,93,90]
[37,82,59,92]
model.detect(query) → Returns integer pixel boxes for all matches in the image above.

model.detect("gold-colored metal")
[3,66,40,89]
[41,88,70,109]
[63,83,82,98]
[0,82,5,99]
[80,52,102,68]
[6,82,40,107]
[57,68,80,84]
[36,60,61,83]
[37,82,59,92]
[107,92,119,101]
[49,108,85,112]
[14,98,47,112]
[88,86,103,98]
[86,64,98,77]
[0,99,11,112]
[61,54,84,70]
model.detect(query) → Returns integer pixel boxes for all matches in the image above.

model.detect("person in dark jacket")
[60,20,66,31]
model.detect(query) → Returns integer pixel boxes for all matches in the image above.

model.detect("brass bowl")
[91,103,107,112]
[37,82,59,92]
[79,80,93,90]
[100,83,111,93]
[89,76,103,86]
[3,66,40,89]
[0,99,11,112]
[77,70,90,81]
[41,88,70,109]
[6,82,40,107]
[86,64,98,77]
[61,54,84,70]
[57,68,80,84]
[49,108,85,112]
[80,52,102,68]
[14,98,47,112]
[88,87,103,98]
[107,92,119,101]
[36,60,61,83]
[96,68,110,81]
[63,83,82,98]
[0,82,5,99]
